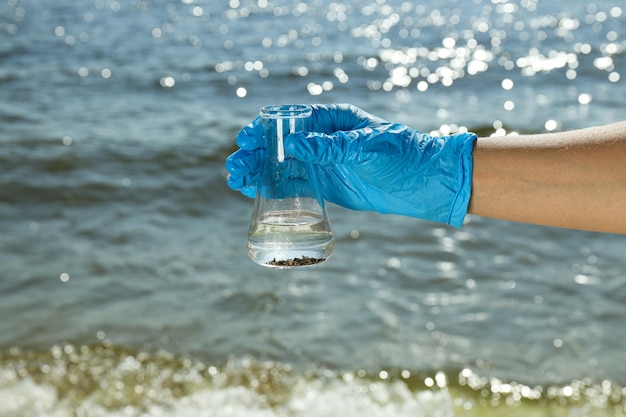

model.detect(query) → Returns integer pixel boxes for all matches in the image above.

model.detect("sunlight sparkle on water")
[204,0,626,127]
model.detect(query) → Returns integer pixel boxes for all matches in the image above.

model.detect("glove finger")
[284,130,365,165]
[317,165,428,217]
[225,149,264,196]
[226,167,258,189]
[310,104,387,133]
[227,169,260,198]
[225,148,263,176]
[240,185,258,198]
[236,116,265,150]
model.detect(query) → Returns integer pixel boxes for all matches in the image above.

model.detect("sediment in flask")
[266,255,326,267]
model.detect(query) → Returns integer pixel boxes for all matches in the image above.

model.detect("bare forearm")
[468,122,626,234]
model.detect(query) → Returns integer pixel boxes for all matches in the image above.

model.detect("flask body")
[247,105,334,268]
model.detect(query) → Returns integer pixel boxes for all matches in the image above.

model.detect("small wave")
[0,137,236,207]
[1,343,624,417]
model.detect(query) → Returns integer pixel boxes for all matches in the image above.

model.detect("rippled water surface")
[1,0,626,415]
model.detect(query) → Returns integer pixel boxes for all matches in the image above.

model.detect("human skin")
[468,121,626,234]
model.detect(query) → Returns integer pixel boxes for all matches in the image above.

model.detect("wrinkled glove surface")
[226,104,476,227]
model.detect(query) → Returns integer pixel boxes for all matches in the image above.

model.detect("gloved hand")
[225,104,477,227]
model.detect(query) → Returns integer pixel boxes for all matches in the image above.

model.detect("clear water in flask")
[247,209,334,268]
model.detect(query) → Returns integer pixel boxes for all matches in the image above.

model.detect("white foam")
[1,360,613,417]
[283,379,454,417]
[0,368,455,417]
[0,374,58,417]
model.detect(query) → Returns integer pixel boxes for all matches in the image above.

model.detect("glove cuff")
[446,132,478,227]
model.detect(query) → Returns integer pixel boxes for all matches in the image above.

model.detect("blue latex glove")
[226,104,477,227]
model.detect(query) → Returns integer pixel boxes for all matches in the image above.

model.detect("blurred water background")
[1,0,626,415]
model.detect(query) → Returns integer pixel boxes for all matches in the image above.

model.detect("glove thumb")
[285,130,360,165]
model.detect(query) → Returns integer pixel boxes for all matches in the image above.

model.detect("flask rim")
[259,104,312,119]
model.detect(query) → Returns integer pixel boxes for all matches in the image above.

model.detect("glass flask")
[247,104,334,268]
